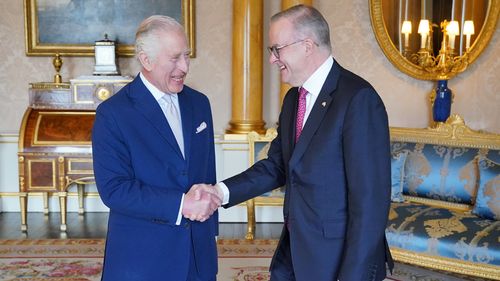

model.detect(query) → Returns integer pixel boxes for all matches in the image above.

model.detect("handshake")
[182,184,223,222]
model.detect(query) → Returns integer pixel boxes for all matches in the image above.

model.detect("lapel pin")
[322,102,326,107]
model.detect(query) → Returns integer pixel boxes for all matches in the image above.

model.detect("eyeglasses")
[267,40,306,59]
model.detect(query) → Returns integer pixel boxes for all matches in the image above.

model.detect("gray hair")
[135,15,184,61]
[271,5,331,50]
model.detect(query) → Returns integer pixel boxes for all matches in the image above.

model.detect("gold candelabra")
[410,20,469,80]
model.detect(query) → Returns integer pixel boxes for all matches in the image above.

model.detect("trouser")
[186,240,216,281]
[270,227,296,281]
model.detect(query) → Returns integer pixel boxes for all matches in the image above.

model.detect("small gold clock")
[96,87,111,101]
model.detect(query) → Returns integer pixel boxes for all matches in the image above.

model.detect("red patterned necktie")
[295,87,308,143]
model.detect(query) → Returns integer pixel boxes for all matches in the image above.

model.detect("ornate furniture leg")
[43,192,49,214]
[19,192,28,232]
[57,157,67,231]
[58,192,67,232]
[246,198,256,240]
[77,183,85,215]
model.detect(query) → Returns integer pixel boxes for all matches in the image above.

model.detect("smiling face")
[139,28,190,94]
[268,18,309,87]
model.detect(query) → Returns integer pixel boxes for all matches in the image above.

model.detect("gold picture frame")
[24,0,195,57]
[245,128,283,239]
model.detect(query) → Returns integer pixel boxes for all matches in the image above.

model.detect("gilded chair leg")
[245,199,256,240]
[19,193,28,232]
[43,192,49,215]
[77,183,85,215]
[59,192,67,232]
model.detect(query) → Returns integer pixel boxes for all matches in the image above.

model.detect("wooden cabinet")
[18,76,131,231]
[18,108,95,231]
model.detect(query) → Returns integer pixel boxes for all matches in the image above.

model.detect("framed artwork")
[24,0,195,57]
[245,128,284,239]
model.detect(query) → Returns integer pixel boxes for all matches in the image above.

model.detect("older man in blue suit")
[92,15,220,281]
[196,5,394,281]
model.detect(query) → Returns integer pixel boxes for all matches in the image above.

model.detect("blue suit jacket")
[92,76,217,281]
[223,62,393,281]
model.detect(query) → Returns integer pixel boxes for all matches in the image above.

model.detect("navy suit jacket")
[223,61,393,281]
[92,76,217,281]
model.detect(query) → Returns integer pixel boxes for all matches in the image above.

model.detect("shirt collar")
[139,72,178,102]
[301,56,334,98]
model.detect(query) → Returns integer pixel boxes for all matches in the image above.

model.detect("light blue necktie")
[161,94,184,158]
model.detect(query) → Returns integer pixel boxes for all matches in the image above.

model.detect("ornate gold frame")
[24,0,196,57]
[369,0,499,80]
[245,128,280,240]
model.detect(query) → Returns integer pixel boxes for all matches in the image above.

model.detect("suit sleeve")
[338,88,391,280]
[92,105,184,225]
[222,106,288,207]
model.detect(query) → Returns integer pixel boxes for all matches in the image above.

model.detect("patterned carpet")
[0,239,487,280]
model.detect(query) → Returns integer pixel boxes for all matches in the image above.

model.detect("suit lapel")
[282,89,298,163]
[129,77,185,160]
[178,90,192,162]
[289,62,341,169]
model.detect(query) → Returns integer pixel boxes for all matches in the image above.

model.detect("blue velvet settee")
[387,115,500,279]
[244,115,499,279]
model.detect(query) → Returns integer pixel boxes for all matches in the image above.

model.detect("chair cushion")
[472,157,500,220]
[387,202,500,266]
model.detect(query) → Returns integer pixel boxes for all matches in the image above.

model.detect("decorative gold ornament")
[53,53,63,83]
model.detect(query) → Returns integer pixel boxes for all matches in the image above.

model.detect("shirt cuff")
[217,182,230,205]
[176,193,185,225]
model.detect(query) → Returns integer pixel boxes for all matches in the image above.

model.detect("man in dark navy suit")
[92,15,220,281]
[197,4,394,281]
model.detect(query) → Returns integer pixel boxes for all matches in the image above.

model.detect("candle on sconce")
[463,20,475,50]
[418,19,430,49]
[451,0,456,21]
[404,0,409,20]
[401,21,412,47]
[446,21,459,50]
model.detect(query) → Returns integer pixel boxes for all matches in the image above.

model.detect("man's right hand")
[182,184,222,222]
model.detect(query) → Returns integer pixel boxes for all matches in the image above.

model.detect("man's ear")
[138,51,153,71]
[304,39,315,56]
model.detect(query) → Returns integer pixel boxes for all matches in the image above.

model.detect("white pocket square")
[196,122,207,134]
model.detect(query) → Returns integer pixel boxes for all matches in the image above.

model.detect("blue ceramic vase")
[433,80,452,122]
